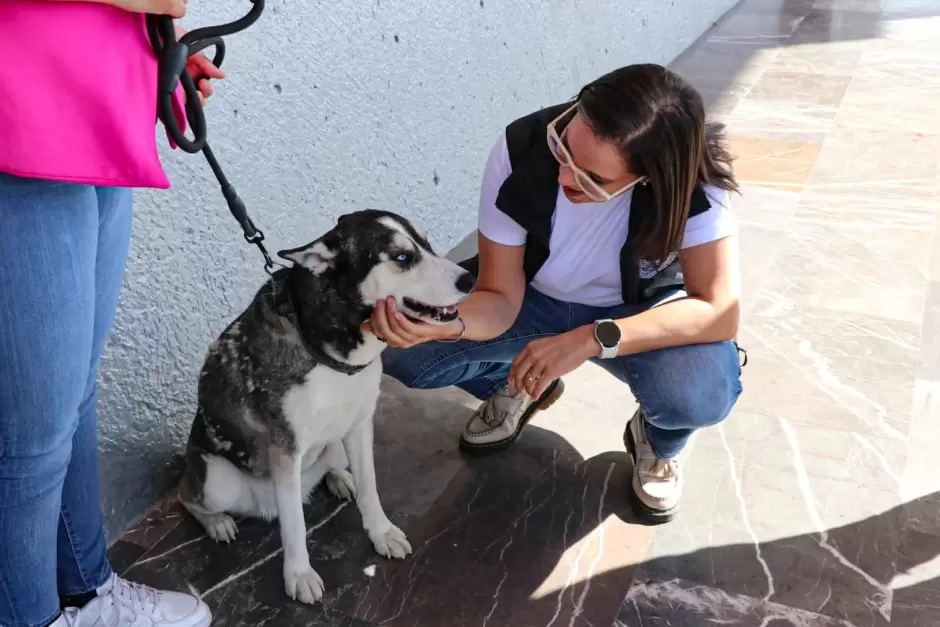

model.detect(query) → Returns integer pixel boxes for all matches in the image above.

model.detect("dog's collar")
[272,272,371,376]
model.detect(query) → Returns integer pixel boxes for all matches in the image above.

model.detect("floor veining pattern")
[108,0,940,624]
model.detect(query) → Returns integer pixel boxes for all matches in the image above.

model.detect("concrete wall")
[97,0,739,536]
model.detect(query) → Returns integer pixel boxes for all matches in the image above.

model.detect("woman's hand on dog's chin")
[361,297,456,348]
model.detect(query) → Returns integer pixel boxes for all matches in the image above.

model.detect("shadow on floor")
[616,489,940,626]
[345,441,940,626]
[109,388,940,626]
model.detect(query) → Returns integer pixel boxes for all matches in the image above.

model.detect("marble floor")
[107,0,940,624]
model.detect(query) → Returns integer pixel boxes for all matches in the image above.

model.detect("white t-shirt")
[477,134,737,307]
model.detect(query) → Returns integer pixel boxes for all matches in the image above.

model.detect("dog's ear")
[278,241,335,275]
[336,213,352,225]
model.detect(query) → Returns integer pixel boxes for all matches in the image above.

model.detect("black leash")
[146,7,371,376]
[146,2,275,272]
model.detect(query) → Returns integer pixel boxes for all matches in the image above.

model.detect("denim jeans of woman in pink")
[0,173,132,627]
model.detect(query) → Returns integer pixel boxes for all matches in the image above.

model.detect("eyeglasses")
[546,102,646,203]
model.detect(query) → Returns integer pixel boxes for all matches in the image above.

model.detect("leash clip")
[242,231,278,275]
[245,232,286,276]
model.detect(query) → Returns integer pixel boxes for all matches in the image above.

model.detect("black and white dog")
[178,210,473,604]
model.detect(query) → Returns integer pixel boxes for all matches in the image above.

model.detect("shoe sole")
[459,378,566,456]
[623,420,679,524]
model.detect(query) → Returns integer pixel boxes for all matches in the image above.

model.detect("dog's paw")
[325,469,357,501]
[369,524,412,560]
[203,513,239,543]
[284,564,325,604]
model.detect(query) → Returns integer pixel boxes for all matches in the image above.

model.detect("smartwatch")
[594,319,622,359]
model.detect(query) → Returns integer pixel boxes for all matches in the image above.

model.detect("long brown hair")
[577,63,738,262]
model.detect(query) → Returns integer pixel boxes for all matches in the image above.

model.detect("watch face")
[595,320,621,347]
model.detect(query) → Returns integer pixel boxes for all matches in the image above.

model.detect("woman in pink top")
[0,1,223,625]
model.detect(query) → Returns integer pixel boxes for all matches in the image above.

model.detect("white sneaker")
[623,409,682,523]
[459,379,565,454]
[64,574,211,626]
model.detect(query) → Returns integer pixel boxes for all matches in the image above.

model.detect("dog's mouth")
[401,297,460,324]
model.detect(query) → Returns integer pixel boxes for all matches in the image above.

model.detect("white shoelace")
[102,577,161,624]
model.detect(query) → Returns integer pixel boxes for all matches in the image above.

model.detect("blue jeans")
[0,173,132,626]
[383,286,742,459]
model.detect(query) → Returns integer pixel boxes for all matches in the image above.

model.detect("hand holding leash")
[173,23,225,107]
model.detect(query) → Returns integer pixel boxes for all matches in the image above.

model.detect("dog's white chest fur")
[281,359,383,460]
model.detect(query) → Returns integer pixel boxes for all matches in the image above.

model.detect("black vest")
[461,103,713,305]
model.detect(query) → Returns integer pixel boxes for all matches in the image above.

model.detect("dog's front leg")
[269,448,324,604]
[343,417,413,560]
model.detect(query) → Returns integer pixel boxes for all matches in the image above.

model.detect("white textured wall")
[97,0,738,535]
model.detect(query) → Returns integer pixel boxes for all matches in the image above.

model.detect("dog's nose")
[455,271,475,294]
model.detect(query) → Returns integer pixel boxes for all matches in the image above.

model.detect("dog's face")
[278,210,474,325]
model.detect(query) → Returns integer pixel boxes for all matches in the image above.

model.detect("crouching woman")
[368,63,744,523]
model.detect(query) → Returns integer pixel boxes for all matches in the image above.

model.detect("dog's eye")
[395,252,412,263]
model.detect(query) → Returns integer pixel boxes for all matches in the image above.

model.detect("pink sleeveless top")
[0,1,185,188]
